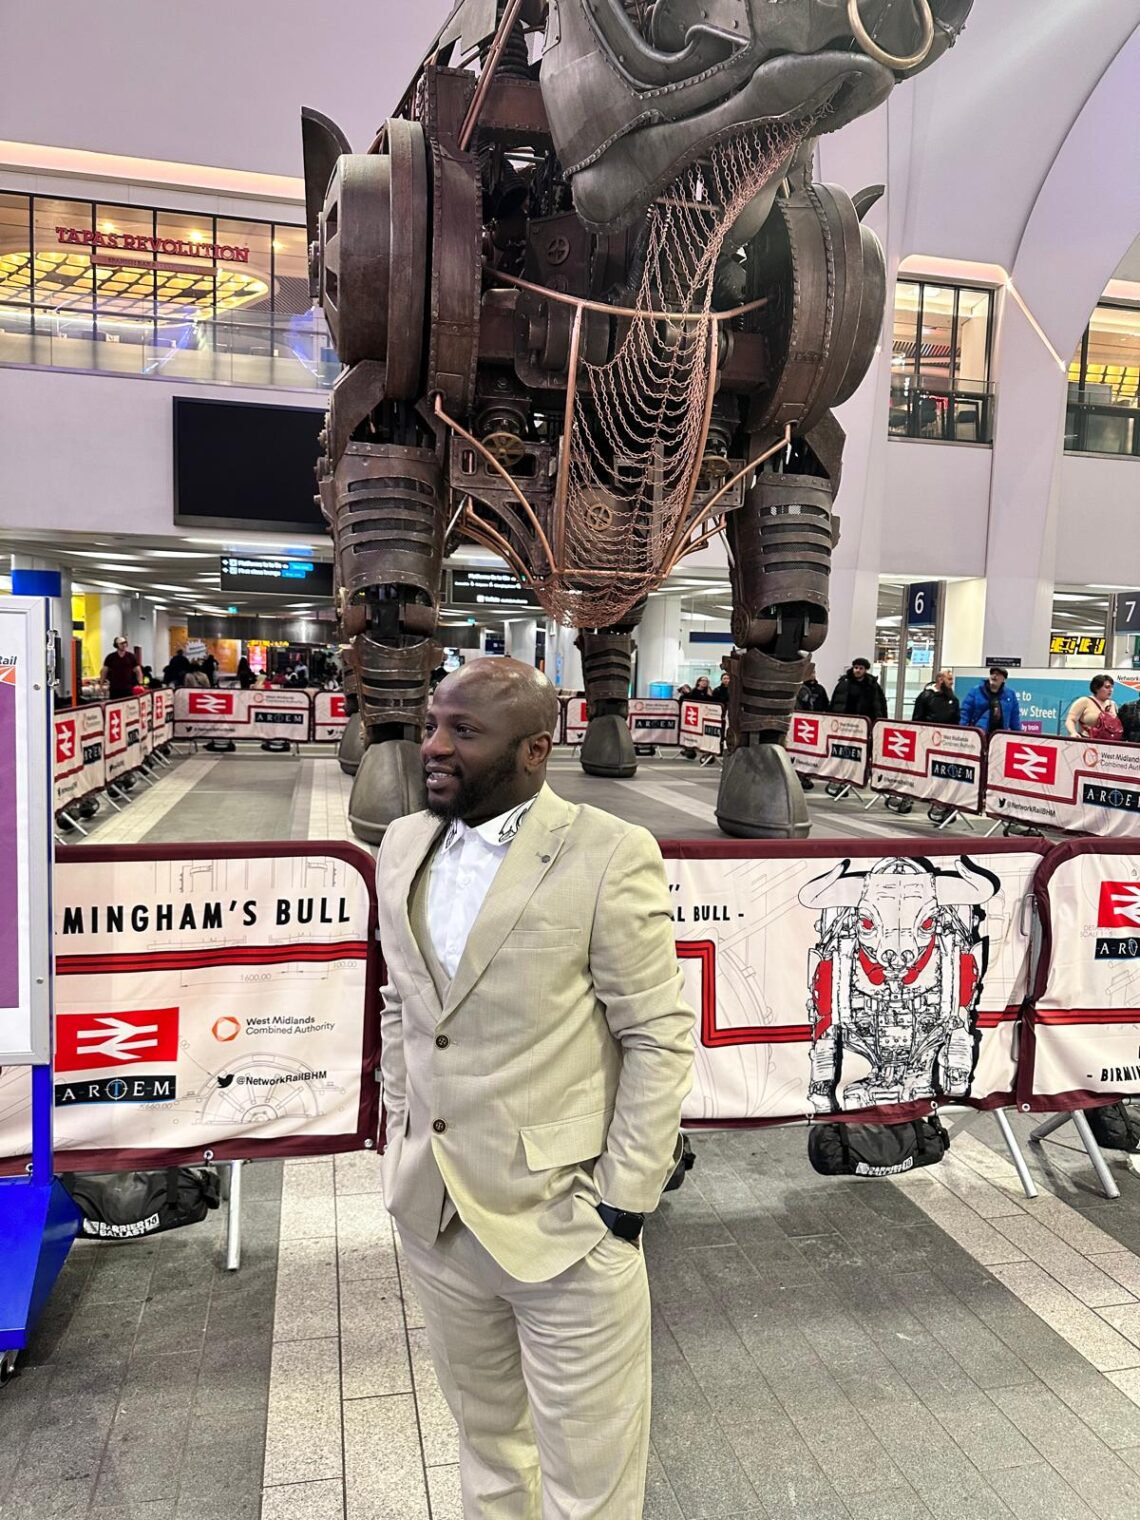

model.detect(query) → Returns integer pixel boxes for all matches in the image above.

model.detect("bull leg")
[575,606,643,778]
[330,433,444,844]
[716,434,835,839]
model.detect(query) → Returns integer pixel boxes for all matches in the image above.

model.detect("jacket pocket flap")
[519,1108,612,1171]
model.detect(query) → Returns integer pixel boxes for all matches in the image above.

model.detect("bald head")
[436,659,559,742]
[422,659,559,823]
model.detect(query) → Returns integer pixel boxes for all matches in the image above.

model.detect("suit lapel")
[384,811,446,1009]
[441,786,575,1021]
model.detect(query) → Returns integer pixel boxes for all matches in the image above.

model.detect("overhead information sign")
[450,569,539,609]
[219,557,334,596]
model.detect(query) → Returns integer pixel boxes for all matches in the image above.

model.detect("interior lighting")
[0,250,268,319]
[143,549,216,559]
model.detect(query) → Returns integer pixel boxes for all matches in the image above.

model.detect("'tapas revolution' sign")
[56,225,250,262]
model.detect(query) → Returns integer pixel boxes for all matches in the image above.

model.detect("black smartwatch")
[597,1202,644,1242]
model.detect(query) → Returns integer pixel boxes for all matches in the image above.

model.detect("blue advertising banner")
[956,668,1140,736]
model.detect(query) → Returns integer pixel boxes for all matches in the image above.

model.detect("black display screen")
[219,557,334,596]
[173,398,325,533]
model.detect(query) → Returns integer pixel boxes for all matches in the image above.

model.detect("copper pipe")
[552,303,584,564]
[486,265,769,324]
[458,0,528,153]
[462,511,534,587]
[433,394,558,574]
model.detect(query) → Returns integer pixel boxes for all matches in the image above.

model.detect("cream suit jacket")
[376,783,694,1283]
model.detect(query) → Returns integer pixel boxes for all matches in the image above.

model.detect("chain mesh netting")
[532,118,812,629]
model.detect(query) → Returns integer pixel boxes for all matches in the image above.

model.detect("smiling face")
[421,660,557,824]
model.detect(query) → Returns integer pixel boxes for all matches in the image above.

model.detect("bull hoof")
[580,714,637,778]
[716,745,810,839]
[338,712,366,776]
[348,740,426,844]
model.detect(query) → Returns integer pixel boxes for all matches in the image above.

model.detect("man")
[831,657,888,721]
[376,659,694,1518]
[101,636,142,699]
[163,646,191,688]
[795,662,830,714]
[960,666,1022,733]
[912,669,960,725]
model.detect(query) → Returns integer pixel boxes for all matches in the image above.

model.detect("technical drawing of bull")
[797,856,999,1113]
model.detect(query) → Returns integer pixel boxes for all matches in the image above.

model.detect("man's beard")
[425,745,521,821]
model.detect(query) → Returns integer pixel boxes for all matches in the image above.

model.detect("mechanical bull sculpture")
[798,856,999,1113]
[302,0,974,842]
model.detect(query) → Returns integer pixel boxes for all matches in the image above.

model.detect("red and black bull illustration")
[798,856,1000,1113]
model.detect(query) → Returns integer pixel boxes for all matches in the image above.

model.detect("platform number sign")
[1114,593,1140,633]
[906,582,938,629]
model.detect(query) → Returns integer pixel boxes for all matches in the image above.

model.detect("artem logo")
[1003,743,1058,786]
[881,727,917,763]
[55,1008,180,1074]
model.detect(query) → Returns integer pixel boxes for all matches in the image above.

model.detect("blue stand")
[0,1063,83,1371]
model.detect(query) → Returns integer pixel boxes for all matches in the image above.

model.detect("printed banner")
[562,697,589,745]
[985,733,1140,838]
[314,691,348,742]
[628,698,680,747]
[1027,842,1140,1107]
[173,687,312,743]
[152,689,173,745]
[665,840,1045,1125]
[104,697,144,783]
[54,706,106,812]
[680,700,704,745]
[696,710,723,757]
[138,690,154,757]
[786,713,871,786]
[0,844,380,1170]
[870,722,985,813]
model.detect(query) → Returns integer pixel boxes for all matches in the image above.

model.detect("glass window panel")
[892,281,921,374]
[34,196,94,328]
[94,203,155,340]
[917,285,954,390]
[156,210,217,325]
[215,217,272,336]
[271,223,311,319]
[0,192,32,308]
[1086,304,1140,403]
[954,286,991,389]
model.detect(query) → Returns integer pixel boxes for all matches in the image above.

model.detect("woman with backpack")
[1065,674,1122,742]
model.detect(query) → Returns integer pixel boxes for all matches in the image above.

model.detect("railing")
[0,308,340,391]
[1064,388,1140,458]
[888,374,995,444]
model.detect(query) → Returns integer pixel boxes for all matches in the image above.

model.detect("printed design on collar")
[442,795,537,852]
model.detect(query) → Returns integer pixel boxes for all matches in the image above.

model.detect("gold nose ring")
[847,0,935,71]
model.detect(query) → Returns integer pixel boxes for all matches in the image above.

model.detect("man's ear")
[527,732,554,769]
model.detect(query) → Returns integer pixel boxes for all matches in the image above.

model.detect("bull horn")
[799,861,864,910]
[936,856,999,906]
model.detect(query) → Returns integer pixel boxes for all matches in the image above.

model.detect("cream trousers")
[399,1217,652,1519]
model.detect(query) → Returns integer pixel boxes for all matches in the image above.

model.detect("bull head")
[800,856,997,975]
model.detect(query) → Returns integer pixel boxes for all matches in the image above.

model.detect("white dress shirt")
[427,797,537,979]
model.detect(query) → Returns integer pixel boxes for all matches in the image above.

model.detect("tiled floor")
[9,749,1137,1520]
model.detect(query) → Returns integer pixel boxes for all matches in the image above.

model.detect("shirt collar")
[441,794,539,853]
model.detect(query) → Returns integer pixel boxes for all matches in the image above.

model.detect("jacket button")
[432,1119,447,1134]
[435,1035,449,1049]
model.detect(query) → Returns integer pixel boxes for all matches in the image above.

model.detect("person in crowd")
[162,646,191,687]
[913,669,960,725]
[795,663,830,713]
[251,671,269,690]
[101,636,143,700]
[676,683,692,699]
[377,659,693,1518]
[140,665,161,691]
[182,661,210,689]
[831,658,888,721]
[236,656,256,690]
[960,666,1022,732]
[715,671,731,707]
[1065,674,1122,741]
[200,651,218,687]
[1119,697,1140,744]
[294,660,309,685]
[691,674,717,702]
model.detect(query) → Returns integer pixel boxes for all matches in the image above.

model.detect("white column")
[941,579,986,668]
[548,621,583,691]
[634,595,683,695]
[504,617,537,667]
